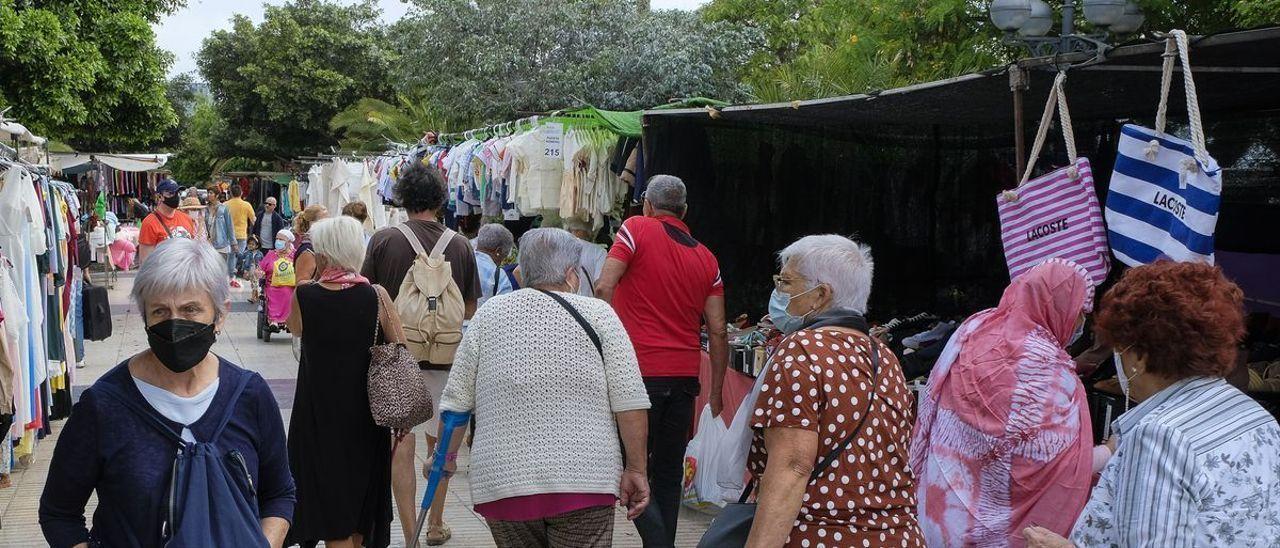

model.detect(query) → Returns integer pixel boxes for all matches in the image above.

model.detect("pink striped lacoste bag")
[997,72,1110,285]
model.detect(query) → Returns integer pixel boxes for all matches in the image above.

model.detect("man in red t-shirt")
[597,175,729,547]
[137,179,196,264]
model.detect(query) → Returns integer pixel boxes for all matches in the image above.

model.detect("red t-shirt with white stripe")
[608,215,723,378]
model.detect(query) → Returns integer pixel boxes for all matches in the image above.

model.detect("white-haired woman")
[39,238,295,548]
[434,228,651,548]
[743,235,923,547]
[285,216,402,548]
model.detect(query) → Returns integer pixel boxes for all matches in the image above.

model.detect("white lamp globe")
[1083,0,1127,27]
[1109,2,1146,34]
[1019,0,1054,37]
[990,0,1033,32]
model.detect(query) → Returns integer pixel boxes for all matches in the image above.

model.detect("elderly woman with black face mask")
[39,238,296,548]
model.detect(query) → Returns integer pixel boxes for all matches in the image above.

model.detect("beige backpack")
[393,224,465,366]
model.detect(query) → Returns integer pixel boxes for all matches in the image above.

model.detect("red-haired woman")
[1026,261,1280,547]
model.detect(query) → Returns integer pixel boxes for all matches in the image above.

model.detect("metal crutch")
[408,410,472,548]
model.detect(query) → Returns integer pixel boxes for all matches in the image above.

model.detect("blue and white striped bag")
[1105,30,1222,267]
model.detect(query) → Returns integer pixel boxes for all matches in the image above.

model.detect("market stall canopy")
[52,152,170,173]
[0,120,46,145]
[639,27,1280,319]
[644,27,1280,138]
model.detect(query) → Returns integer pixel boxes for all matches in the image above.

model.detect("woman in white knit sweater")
[434,228,652,548]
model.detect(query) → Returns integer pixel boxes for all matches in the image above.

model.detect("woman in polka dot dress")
[745,235,924,548]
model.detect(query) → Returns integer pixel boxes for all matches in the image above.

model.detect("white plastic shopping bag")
[681,404,731,509]
[682,369,771,509]
[712,371,768,503]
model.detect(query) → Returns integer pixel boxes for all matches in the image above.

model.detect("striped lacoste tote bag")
[997,71,1110,285]
[1106,30,1221,267]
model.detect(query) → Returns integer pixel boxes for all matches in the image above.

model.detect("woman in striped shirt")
[1026,261,1280,547]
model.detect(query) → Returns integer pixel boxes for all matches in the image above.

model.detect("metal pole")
[1009,66,1029,179]
[1061,1,1076,53]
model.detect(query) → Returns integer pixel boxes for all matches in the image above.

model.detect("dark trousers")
[633,377,699,548]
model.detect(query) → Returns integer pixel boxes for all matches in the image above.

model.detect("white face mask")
[1115,350,1140,410]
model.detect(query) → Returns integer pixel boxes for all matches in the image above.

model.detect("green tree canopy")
[330,95,452,152]
[197,0,395,161]
[0,0,182,149]
[705,0,1280,103]
[390,0,761,126]
[166,94,226,184]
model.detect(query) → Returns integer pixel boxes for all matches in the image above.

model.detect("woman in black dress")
[286,216,401,548]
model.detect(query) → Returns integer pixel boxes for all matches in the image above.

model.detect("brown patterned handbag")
[368,285,435,431]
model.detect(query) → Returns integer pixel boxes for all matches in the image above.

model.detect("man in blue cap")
[137,178,196,264]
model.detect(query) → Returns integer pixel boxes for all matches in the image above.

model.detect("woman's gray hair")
[475,223,514,258]
[518,228,583,288]
[644,175,687,215]
[131,238,230,317]
[779,235,875,314]
[310,216,366,272]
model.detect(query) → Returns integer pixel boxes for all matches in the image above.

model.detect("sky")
[155,0,709,77]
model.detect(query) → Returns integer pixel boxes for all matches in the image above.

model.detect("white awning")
[0,121,46,145]
[51,152,170,173]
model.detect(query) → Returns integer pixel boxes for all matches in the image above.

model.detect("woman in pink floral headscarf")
[910,259,1097,547]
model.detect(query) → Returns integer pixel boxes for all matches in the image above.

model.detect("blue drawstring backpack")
[96,372,269,548]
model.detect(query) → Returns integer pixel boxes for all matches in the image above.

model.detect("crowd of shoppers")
[36,163,1280,548]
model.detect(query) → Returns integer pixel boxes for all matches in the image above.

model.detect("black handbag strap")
[579,266,596,297]
[536,289,602,359]
[811,334,880,479]
[738,333,881,504]
[150,211,173,239]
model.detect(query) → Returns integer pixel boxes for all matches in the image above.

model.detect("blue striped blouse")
[1070,376,1280,547]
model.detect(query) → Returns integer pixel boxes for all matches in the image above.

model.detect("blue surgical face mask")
[769,285,819,334]
[275,240,287,251]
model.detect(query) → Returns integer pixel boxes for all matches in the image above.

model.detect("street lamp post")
[990,0,1146,59]
[992,1,1145,177]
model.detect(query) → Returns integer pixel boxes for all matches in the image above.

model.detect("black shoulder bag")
[696,333,882,548]
[536,289,602,358]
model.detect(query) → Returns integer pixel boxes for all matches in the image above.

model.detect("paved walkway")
[0,272,713,547]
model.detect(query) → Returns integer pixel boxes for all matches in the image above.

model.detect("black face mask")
[146,319,216,373]
[162,194,181,209]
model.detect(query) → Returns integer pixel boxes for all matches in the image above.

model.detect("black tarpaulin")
[642,28,1280,320]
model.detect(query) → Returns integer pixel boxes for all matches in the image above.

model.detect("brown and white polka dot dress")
[749,328,925,548]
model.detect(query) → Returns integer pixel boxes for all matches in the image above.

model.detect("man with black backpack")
[362,161,481,546]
